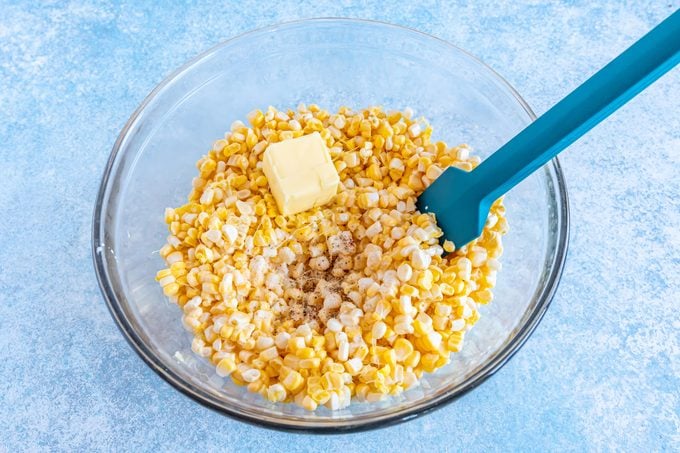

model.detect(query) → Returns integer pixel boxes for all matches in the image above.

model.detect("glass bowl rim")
[92,17,570,433]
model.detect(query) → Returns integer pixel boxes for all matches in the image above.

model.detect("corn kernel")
[216,357,237,377]
[297,347,315,359]
[301,395,318,411]
[299,358,321,369]
[393,338,414,361]
[267,383,287,402]
[281,369,304,392]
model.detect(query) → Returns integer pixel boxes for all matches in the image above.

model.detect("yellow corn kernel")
[216,357,237,377]
[393,135,406,148]
[359,366,377,384]
[420,353,439,372]
[279,130,295,141]
[274,215,287,229]
[247,380,265,394]
[266,383,286,402]
[446,331,464,352]
[346,118,360,137]
[357,192,379,209]
[435,353,449,368]
[231,374,247,386]
[324,332,336,350]
[307,376,322,390]
[393,338,414,361]
[309,388,331,405]
[220,325,234,339]
[366,164,382,181]
[421,331,442,351]
[162,282,180,297]
[372,134,385,150]
[344,152,360,168]
[400,284,419,297]
[288,336,306,352]
[433,303,451,317]
[372,382,389,396]
[223,142,241,157]
[326,363,345,374]
[251,231,265,247]
[164,207,177,224]
[413,318,430,336]
[321,372,344,391]
[353,344,369,360]
[297,347,315,359]
[247,109,265,127]
[259,346,279,361]
[283,354,301,370]
[281,369,304,392]
[299,358,321,369]
[199,158,217,177]
[306,118,323,132]
[231,174,248,188]
[156,268,172,281]
[440,283,455,296]
[254,201,267,217]
[170,261,187,276]
[301,395,318,411]
[417,270,434,290]
[453,280,465,294]
[355,383,370,400]
[311,336,325,349]
[382,349,397,368]
[471,288,493,305]
[403,350,421,368]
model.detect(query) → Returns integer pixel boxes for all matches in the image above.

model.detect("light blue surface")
[1,1,678,451]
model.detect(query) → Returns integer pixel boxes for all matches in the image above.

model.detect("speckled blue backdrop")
[1,1,678,451]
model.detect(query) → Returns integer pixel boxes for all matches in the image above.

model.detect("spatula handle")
[473,9,680,204]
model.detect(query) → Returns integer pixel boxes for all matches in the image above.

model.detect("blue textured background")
[1,1,678,451]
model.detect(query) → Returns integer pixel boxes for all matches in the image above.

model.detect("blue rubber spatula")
[417,9,680,248]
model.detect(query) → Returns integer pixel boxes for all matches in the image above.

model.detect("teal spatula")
[417,9,680,248]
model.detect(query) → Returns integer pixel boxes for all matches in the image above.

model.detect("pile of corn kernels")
[156,105,507,410]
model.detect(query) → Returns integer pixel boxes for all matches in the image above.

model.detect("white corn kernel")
[337,341,349,361]
[325,392,341,410]
[323,293,342,310]
[451,319,466,331]
[326,318,342,333]
[365,221,382,238]
[275,332,291,350]
[309,256,331,271]
[345,358,363,375]
[410,249,431,270]
[222,224,239,244]
[242,368,261,383]
[267,383,287,402]
[256,336,275,350]
[371,321,387,340]
[397,263,413,282]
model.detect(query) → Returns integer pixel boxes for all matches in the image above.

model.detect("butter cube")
[263,132,340,216]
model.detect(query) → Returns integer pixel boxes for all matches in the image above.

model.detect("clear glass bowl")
[92,18,568,432]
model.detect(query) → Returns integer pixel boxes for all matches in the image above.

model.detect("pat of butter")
[263,132,340,216]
